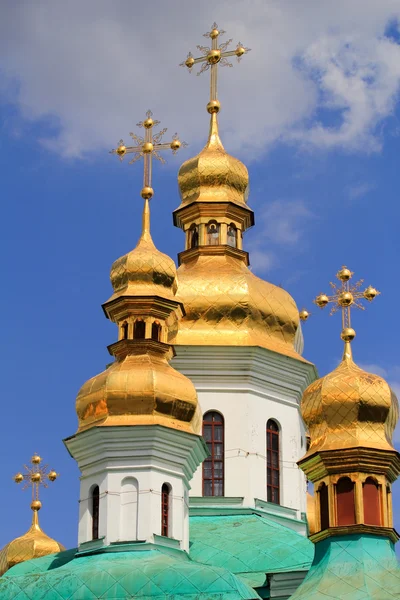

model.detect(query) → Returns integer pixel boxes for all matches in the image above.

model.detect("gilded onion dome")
[0,505,64,576]
[76,198,202,435]
[301,341,399,456]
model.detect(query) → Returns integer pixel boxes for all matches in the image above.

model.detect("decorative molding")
[310,524,400,544]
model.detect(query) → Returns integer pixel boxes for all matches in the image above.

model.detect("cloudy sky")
[1,0,400,552]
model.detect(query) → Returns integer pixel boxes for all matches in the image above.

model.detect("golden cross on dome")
[180,22,250,114]
[313,266,380,342]
[13,453,58,512]
[110,110,187,200]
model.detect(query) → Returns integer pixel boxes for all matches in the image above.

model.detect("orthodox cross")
[110,110,187,200]
[180,22,250,114]
[13,453,58,511]
[314,266,380,341]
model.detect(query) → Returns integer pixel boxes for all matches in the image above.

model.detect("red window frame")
[92,485,100,540]
[267,420,280,504]
[202,411,224,496]
[161,484,170,537]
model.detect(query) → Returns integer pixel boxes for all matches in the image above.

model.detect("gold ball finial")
[143,117,154,129]
[338,291,354,307]
[315,294,329,308]
[48,470,58,482]
[341,327,356,342]
[185,56,195,69]
[299,309,310,322]
[337,266,352,281]
[141,186,154,200]
[31,454,41,465]
[14,473,23,484]
[31,473,41,483]
[210,27,219,39]
[142,142,154,154]
[207,100,221,114]
[116,144,126,157]
[235,44,246,57]
[31,500,42,512]
[170,138,181,151]
[364,285,379,301]
[207,49,221,65]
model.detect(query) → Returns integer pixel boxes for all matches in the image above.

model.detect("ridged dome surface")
[76,348,202,434]
[301,343,399,455]
[173,252,304,360]
[177,113,249,208]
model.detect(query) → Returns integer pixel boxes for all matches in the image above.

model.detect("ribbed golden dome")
[301,341,399,456]
[76,345,201,434]
[108,199,177,303]
[0,509,64,576]
[173,251,305,360]
[177,113,249,208]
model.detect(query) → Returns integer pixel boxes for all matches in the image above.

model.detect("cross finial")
[313,266,380,346]
[180,23,250,115]
[13,453,58,514]
[110,110,187,201]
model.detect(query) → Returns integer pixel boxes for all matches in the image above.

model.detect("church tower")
[64,113,207,552]
[172,24,316,523]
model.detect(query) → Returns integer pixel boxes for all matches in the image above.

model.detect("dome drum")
[102,296,185,325]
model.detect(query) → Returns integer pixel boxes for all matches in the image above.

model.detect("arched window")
[202,411,224,496]
[227,224,237,248]
[189,224,199,248]
[91,485,100,540]
[134,319,146,339]
[120,477,138,541]
[151,321,162,342]
[266,420,280,504]
[336,477,356,526]
[121,322,128,340]
[363,478,381,526]
[206,221,220,246]
[161,483,170,537]
[319,482,329,530]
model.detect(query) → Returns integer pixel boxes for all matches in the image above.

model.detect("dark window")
[202,411,224,496]
[91,485,100,540]
[319,482,329,530]
[161,484,170,537]
[363,478,381,526]
[267,419,280,504]
[151,321,161,342]
[190,225,199,248]
[227,224,237,248]
[121,322,128,339]
[134,319,145,339]
[336,477,356,525]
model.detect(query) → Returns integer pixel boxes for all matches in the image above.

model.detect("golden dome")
[177,113,249,208]
[76,346,201,434]
[174,250,306,360]
[107,198,177,303]
[301,341,399,456]
[0,509,64,576]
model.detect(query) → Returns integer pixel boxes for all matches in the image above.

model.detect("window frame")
[202,411,225,497]
[266,419,280,505]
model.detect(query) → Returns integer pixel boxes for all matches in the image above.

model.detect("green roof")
[290,534,400,599]
[189,514,313,586]
[0,546,260,600]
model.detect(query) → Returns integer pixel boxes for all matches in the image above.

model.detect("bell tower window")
[227,224,237,247]
[134,319,146,339]
[91,485,100,540]
[121,322,129,340]
[363,477,381,526]
[206,221,220,246]
[202,411,224,496]
[151,321,162,342]
[189,224,199,248]
[318,482,329,530]
[266,420,280,504]
[336,477,356,525]
[161,483,170,537]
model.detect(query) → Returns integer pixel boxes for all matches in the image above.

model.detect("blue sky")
[1,1,400,553]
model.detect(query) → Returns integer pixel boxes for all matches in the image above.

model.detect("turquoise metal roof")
[290,534,400,599]
[0,546,260,600]
[189,514,313,586]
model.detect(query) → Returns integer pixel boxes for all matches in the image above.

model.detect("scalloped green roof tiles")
[0,547,260,600]
[290,534,400,600]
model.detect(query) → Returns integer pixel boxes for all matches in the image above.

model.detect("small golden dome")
[0,509,64,576]
[108,199,177,302]
[174,251,306,360]
[76,349,201,434]
[301,341,399,455]
[177,113,249,208]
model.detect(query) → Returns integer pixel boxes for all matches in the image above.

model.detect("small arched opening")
[91,485,100,540]
[134,319,146,339]
[121,322,129,340]
[161,483,171,537]
[151,321,162,342]
[318,482,329,530]
[189,224,199,248]
[363,477,381,526]
[336,477,356,526]
[266,419,280,504]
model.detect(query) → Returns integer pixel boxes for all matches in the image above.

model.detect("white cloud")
[347,182,375,200]
[1,1,400,158]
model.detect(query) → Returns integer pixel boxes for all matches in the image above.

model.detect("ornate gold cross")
[314,266,380,341]
[13,453,58,511]
[110,110,187,200]
[180,22,250,114]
